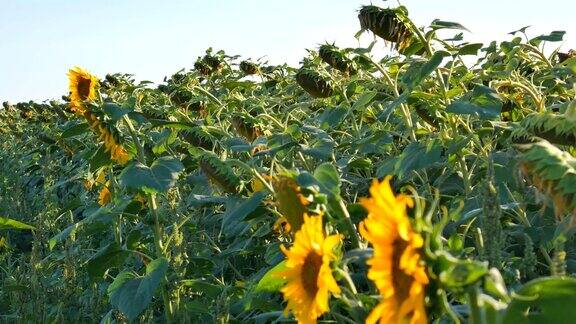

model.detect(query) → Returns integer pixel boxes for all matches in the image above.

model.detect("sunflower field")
[2,4,576,324]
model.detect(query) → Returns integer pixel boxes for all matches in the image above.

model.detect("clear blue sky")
[1,0,574,103]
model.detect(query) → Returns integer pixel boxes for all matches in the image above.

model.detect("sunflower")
[68,67,99,115]
[272,175,311,232]
[84,111,130,165]
[359,177,428,324]
[98,182,111,206]
[279,213,341,324]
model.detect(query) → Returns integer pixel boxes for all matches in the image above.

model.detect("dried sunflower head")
[199,152,241,194]
[231,113,264,142]
[295,68,334,98]
[318,44,356,75]
[358,5,414,52]
[240,60,260,75]
[194,60,213,76]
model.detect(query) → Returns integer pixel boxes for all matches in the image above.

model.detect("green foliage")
[108,258,169,321]
[1,3,576,323]
[120,157,184,194]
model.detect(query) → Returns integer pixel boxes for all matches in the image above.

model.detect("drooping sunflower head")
[272,174,318,233]
[68,67,99,104]
[359,176,428,324]
[194,60,213,76]
[231,113,263,142]
[240,60,260,75]
[295,68,334,98]
[318,44,356,75]
[279,213,342,324]
[179,126,215,150]
[170,89,194,107]
[98,181,112,206]
[198,152,242,194]
[518,141,576,220]
[358,6,414,52]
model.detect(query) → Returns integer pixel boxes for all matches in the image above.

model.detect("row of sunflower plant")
[1,4,576,323]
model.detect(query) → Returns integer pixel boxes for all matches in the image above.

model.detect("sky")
[1,0,574,103]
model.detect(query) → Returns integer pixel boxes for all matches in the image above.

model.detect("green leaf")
[402,51,448,89]
[430,19,470,32]
[352,91,377,111]
[255,260,287,293]
[221,191,267,235]
[179,279,223,298]
[503,277,576,324]
[61,122,89,138]
[86,242,129,281]
[120,157,184,194]
[458,43,483,56]
[530,31,566,46]
[108,258,169,322]
[313,163,341,197]
[446,85,502,120]
[103,102,131,121]
[89,144,112,170]
[437,251,488,289]
[318,106,348,129]
[396,140,442,178]
[509,25,531,35]
[49,207,114,250]
[0,216,35,230]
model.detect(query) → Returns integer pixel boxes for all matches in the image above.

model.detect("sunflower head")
[194,60,213,76]
[179,126,215,150]
[272,174,320,233]
[203,54,223,71]
[68,67,99,109]
[318,44,356,75]
[188,99,207,115]
[240,61,260,75]
[279,213,341,324]
[231,113,263,142]
[98,181,112,206]
[358,6,414,52]
[198,152,241,194]
[295,68,334,98]
[359,176,428,324]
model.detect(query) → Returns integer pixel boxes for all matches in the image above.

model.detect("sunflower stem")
[123,115,173,323]
[338,199,361,249]
[467,287,483,324]
[335,268,357,294]
[358,53,416,141]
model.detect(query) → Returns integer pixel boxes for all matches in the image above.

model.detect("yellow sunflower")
[279,213,341,324]
[68,67,99,115]
[98,181,111,206]
[359,177,428,324]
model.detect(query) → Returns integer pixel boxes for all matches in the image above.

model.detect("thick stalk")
[122,115,173,322]
[467,287,483,324]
